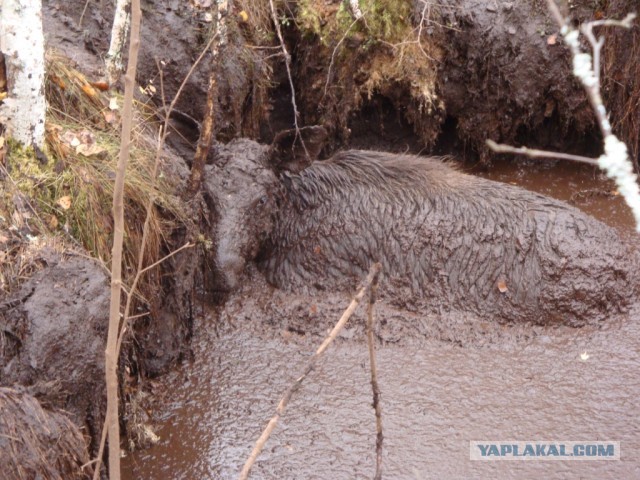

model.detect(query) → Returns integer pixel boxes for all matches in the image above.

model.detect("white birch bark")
[349,0,363,20]
[105,0,131,86]
[0,0,46,148]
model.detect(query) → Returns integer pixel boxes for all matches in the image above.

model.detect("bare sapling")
[91,18,218,480]
[103,0,141,478]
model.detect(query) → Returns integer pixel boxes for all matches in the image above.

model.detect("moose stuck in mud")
[205,127,638,327]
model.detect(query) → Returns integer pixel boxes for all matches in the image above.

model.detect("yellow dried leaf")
[239,10,249,22]
[76,143,107,157]
[48,215,59,229]
[81,83,98,98]
[91,81,109,91]
[50,74,66,90]
[102,110,117,124]
[57,196,72,210]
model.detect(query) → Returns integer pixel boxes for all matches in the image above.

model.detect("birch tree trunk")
[105,0,131,86]
[0,0,46,148]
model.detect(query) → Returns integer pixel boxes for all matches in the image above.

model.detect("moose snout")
[215,240,247,291]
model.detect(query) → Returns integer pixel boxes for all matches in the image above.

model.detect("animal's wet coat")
[206,136,638,325]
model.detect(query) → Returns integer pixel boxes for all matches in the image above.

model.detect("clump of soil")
[287,0,443,149]
[435,0,599,161]
[257,0,638,163]
[0,246,108,442]
[0,387,90,480]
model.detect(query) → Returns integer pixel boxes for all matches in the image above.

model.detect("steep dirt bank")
[44,0,640,160]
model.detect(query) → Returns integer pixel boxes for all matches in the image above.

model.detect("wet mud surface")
[123,162,640,479]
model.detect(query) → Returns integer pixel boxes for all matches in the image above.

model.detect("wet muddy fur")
[207,130,638,327]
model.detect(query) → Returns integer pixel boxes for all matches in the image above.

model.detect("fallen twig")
[366,269,383,480]
[238,263,382,480]
[486,140,599,166]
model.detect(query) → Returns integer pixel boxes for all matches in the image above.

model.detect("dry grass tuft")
[1,52,187,299]
[0,387,90,480]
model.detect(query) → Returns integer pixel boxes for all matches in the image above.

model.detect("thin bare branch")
[238,263,382,480]
[267,0,309,158]
[116,241,194,356]
[486,139,599,166]
[323,17,360,100]
[366,270,383,480]
[589,12,637,29]
[581,13,636,84]
[268,0,298,129]
[91,16,215,480]
[78,0,91,26]
[103,0,141,477]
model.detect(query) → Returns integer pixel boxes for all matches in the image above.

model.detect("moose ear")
[268,126,328,173]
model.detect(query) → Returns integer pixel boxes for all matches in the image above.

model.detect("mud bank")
[0,248,109,451]
[43,0,640,161]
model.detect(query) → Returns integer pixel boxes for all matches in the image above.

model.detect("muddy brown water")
[122,160,640,479]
